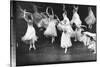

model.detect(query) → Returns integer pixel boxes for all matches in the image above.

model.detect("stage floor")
[16,40,96,66]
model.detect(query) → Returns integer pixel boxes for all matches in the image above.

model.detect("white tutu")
[85,9,96,25]
[44,20,57,37]
[37,18,49,28]
[22,24,37,41]
[71,12,82,28]
[61,32,72,48]
[58,22,73,49]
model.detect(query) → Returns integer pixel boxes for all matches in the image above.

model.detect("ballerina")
[70,6,87,41]
[71,6,82,28]
[62,5,77,41]
[57,6,73,53]
[19,7,38,50]
[37,12,49,29]
[43,7,58,43]
[85,7,96,29]
[83,31,96,54]
[75,28,96,54]
[32,4,44,26]
[57,20,73,53]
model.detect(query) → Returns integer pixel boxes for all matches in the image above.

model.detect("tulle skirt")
[85,16,95,25]
[44,22,57,37]
[61,32,72,48]
[72,19,82,27]
[22,25,37,41]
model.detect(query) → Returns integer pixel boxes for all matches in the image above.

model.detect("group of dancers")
[17,4,96,54]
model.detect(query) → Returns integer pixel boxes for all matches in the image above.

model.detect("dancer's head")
[73,6,79,13]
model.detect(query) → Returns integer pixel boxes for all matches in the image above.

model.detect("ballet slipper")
[29,45,32,51]
[33,44,36,50]
[74,34,77,41]
[64,48,68,53]
[17,43,18,47]
[51,37,55,44]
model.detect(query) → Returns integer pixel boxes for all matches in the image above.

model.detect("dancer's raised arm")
[46,7,54,17]
[55,14,60,23]
[63,4,67,14]
[18,6,33,23]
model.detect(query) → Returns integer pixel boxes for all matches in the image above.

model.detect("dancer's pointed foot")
[33,44,36,50]
[29,45,32,51]
[64,48,67,53]
[51,37,55,44]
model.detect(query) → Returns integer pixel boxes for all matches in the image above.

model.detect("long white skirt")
[61,32,72,48]
[85,10,96,25]
[71,12,82,27]
[22,24,37,42]
[44,21,57,37]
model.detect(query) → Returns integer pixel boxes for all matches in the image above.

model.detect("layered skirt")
[22,24,37,42]
[44,20,57,37]
[61,32,72,48]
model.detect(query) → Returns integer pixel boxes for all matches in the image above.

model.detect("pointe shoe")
[33,47,36,50]
[65,48,67,53]
[51,38,55,44]
[51,40,54,44]
[29,47,32,51]
[33,45,36,50]
[29,45,32,51]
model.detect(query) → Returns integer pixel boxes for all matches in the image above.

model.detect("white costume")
[79,33,91,46]
[37,18,49,29]
[75,28,84,41]
[20,8,38,50]
[83,31,96,54]
[57,11,73,53]
[85,7,96,29]
[71,7,82,28]
[44,7,57,37]
[61,32,72,48]
[38,7,58,43]
[21,23,38,50]
[22,24,37,41]
[83,31,96,41]
[58,22,73,53]
[44,19,57,37]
